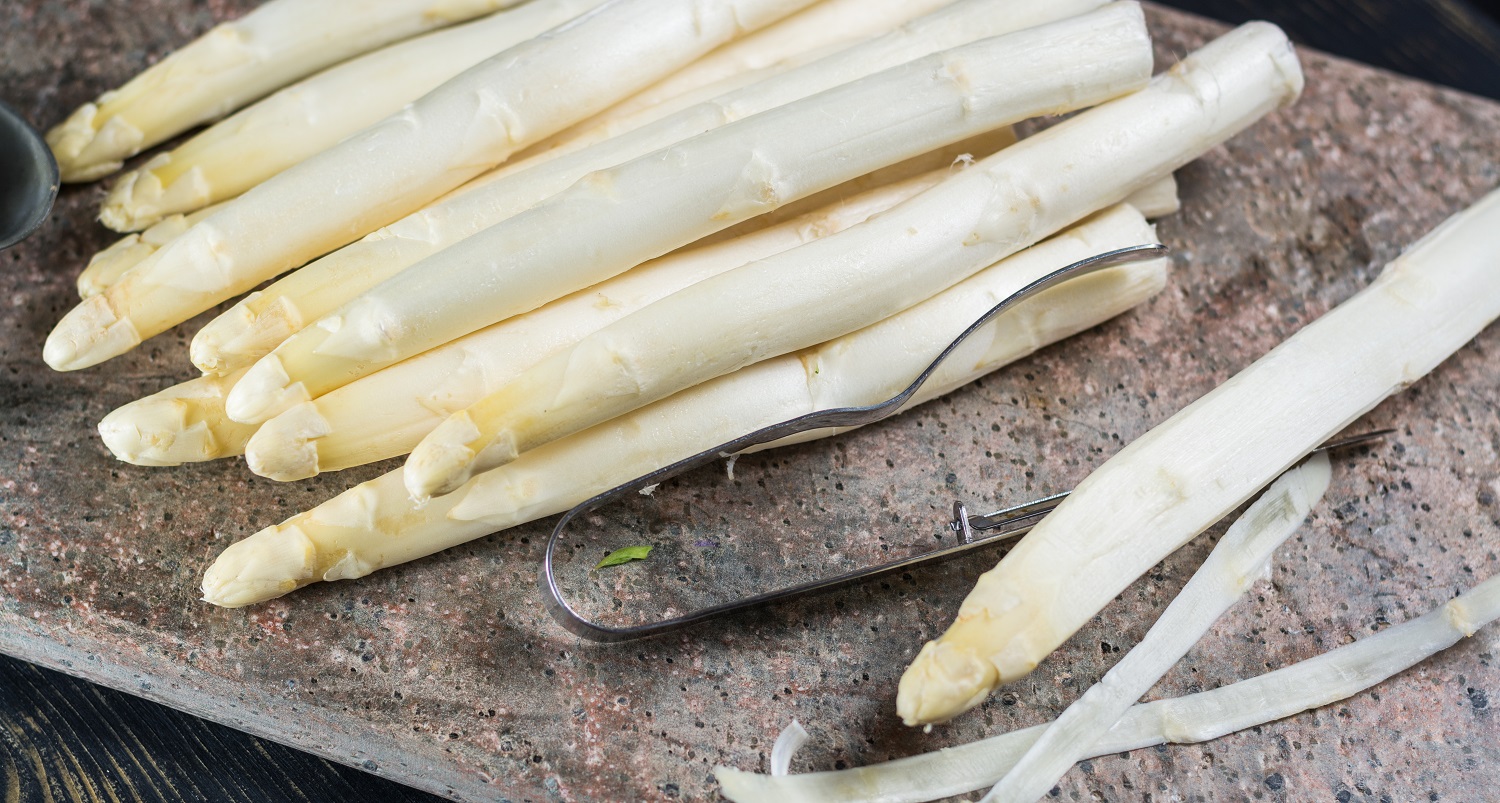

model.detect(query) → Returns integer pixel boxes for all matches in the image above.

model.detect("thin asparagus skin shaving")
[715,572,1500,803]
[244,171,949,481]
[401,19,1295,502]
[47,0,525,182]
[100,0,610,232]
[987,452,1331,803]
[190,0,1109,378]
[43,0,820,373]
[229,3,1155,432]
[897,185,1500,726]
[200,205,1166,607]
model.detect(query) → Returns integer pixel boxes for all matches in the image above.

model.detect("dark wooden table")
[3,1,1499,801]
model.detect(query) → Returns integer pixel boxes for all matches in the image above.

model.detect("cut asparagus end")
[244,402,331,481]
[201,524,321,608]
[97,369,255,466]
[43,294,142,371]
[225,353,310,424]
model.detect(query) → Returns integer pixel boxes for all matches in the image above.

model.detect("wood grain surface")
[1,2,1498,802]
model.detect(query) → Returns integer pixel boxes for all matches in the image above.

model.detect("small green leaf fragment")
[596,545,653,568]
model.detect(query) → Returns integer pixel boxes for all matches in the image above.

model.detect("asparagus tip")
[46,102,139,183]
[100,153,207,232]
[98,396,207,467]
[896,636,1003,726]
[225,353,308,424]
[402,411,499,504]
[191,293,301,375]
[201,524,320,608]
[43,294,141,371]
[244,402,330,482]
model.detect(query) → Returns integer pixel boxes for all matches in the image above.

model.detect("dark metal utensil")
[0,100,59,250]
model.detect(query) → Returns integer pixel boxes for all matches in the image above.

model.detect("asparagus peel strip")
[47,0,526,183]
[986,452,1331,802]
[715,572,1500,803]
[188,0,1109,377]
[243,171,950,481]
[897,186,1500,726]
[200,204,1167,607]
[401,20,1299,502]
[99,0,610,232]
[43,0,821,372]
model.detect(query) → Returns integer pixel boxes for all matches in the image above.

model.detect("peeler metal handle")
[538,244,1169,643]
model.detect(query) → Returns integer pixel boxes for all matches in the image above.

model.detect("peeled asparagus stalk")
[43,0,819,373]
[100,0,609,232]
[224,4,1154,427]
[987,452,1330,803]
[77,203,223,298]
[200,204,1167,607]
[715,572,1500,803]
[190,0,1109,378]
[96,143,1047,469]
[98,370,255,467]
[530,0,964,156]
[46,0,525,183]
[897,185,1500,726]
[244,171,949,481]
[401,19,1296,502]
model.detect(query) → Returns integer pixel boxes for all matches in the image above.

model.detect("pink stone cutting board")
[2,4,1498,801]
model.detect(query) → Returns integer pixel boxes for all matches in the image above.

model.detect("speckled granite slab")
[2,4,1498,801]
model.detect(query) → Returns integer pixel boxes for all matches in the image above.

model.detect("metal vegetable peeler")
[536,243,1387,643]
[0,100,59,250]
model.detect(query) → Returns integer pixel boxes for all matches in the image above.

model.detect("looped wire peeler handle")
[538,244,1169,643]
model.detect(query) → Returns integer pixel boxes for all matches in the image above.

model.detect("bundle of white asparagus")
[44,0,1500,795]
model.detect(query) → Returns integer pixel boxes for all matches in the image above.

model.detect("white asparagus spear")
[43,0,820,373]
[243,163,1175,479]
[46,0,526,183]
[100,0,610,232]
[190,0,1107,377]
[986,453,1331,802]
[244,171,950,481]
[401,20,1296,502]
[897,185,1500,726]
[190,132,1014,377]
[530,0,961,157]
[98,369,255,467]
[77,203,223,298]
[224,4,1154,425]
[96,141,1035,470]
[715,572,1500,803]
[200,205,1167,607]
